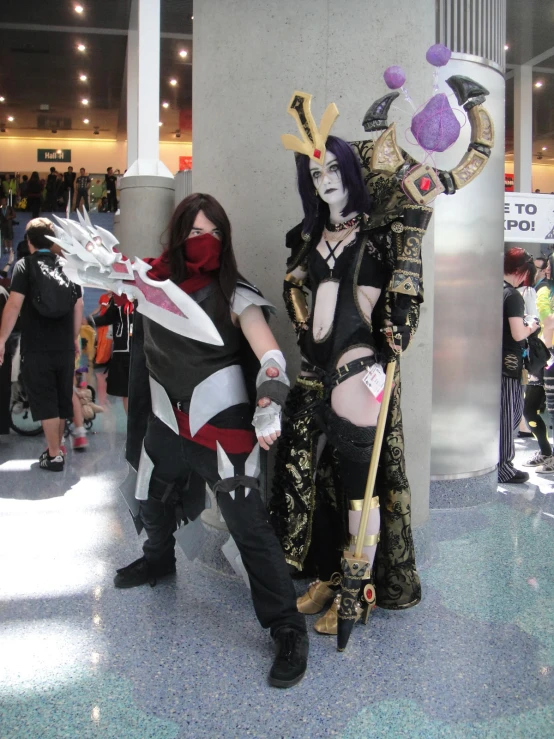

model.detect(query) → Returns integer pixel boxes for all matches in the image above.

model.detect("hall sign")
[37,149,71,163]
[504,192,554,243]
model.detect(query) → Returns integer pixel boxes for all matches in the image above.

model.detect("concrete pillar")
[430,0,507,506]
[514,65,533,193]
[193,0,436,547]
[118,176,175,256]
[121,0,174,259]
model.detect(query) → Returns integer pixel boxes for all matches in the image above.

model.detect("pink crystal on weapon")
[133,273,187,318]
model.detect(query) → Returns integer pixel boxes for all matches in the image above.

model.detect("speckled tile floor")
[1,412,554,739]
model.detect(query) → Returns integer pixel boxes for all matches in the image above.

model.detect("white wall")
[0,137,192,176]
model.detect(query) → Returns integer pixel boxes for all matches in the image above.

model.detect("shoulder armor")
[231,281,276,316]
[286,222,314,272]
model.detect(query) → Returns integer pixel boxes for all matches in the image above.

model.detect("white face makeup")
[189,210,222,240]
[309,151,348,209]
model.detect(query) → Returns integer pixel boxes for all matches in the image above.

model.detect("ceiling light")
[535,81,543,88]
[179,49,188,58]
[77,43,86,52]
[75,4,84,13]
[82,98,89,105]
[159,121,163,126]
[83,118,89,124]
[504,44,509,51]
[191,16,194,20]
[169,78,177,86]
[7,116,14,122]
[162,101,169,108]
[542,146,548,151]
[79,74,87,82]
[0,96,4,102]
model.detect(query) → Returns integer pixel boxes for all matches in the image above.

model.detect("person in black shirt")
[500,248,540,483]
[26,171,43,218]
[63,166,76,212]
[74,167,92,212]
[45,167,58,211]
[0,217,83,471]
[105,167,118,212]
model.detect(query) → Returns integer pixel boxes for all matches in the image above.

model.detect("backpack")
[26,250,76,319]
[525,330,551,376]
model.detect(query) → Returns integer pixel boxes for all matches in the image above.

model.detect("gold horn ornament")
[281,90,339,165]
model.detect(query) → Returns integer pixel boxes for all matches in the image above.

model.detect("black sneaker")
[39,453,64,472]
[113,556,176,589]
[504,469,530,484]
[40,446,67,463]
[269,626,309,689]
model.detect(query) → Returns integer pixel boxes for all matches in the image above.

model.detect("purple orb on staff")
[383,66,406,90]
[426,44,452,67]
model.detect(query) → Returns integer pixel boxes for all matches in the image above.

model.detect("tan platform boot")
[296,573,341,615]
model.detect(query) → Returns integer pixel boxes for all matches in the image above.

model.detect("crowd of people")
[0,167,121,225]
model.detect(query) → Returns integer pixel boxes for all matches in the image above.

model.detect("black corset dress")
[300,231,389,372]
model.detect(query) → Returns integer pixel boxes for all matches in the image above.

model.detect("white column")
[125,0,172,177]
[514,64,533,193]
[126,0,138,169]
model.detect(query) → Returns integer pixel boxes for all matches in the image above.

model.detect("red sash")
[172,405,255,455]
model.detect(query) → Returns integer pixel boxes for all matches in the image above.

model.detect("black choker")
[325,214,362,232]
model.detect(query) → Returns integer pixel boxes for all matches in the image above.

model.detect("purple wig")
[295,135,372,236]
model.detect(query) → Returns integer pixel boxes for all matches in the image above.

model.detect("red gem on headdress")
[313,149,321,159]
[419,176,432,192]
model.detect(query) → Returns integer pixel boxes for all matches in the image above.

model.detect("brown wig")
[164,193,239,304]
[26,217,55,250]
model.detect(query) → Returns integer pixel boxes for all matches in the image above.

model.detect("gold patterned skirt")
[269,365,421,610]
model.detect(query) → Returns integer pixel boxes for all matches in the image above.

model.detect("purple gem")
[426,44,452,67]
[383,66,406,90]
[410,93,461,152]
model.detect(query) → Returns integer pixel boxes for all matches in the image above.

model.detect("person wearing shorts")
[0,217,83,471]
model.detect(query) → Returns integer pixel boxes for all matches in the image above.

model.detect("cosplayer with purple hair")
[270,93,425,638]
[272,53,494,645]
[295,135,372,235]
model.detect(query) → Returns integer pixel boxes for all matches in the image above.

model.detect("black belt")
[302,355,383,389]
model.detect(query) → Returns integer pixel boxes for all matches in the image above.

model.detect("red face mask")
[141,232,223,295]
[184,232,221,275]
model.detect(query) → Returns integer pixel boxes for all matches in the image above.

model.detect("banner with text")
[504,192,554,243]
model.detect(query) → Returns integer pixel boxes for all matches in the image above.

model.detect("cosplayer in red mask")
[145,225,222,294]
[119,193,308,689]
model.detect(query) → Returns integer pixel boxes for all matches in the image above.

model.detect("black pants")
[45,189,57,212]
[29,196,40,218]
[139,416,305,635]
[107,190,118,212]
[74,189,89,211]
[523,384,551,457]
[21,351,74,421]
